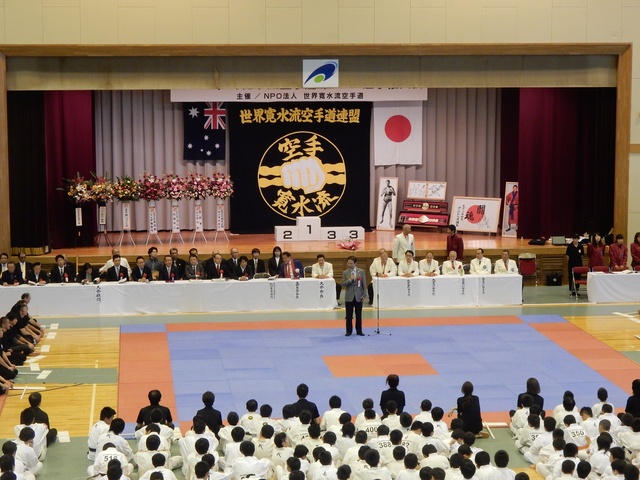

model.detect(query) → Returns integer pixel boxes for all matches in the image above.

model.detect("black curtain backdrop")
[7,92,49,251]
[500,88,616,239]
[228,102,371,234]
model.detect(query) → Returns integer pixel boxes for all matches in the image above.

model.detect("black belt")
[88,447,96,452]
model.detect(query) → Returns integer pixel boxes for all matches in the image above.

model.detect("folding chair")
[571,266,590,300]
[592,266,610,273]
[303,266,312,276]
[518,253,537,286]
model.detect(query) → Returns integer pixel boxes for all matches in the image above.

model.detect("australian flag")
[183,102,226,161]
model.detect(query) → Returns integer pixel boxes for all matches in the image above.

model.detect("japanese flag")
[373,101,423,166]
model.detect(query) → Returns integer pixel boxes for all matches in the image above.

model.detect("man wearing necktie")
[27,262,48,285]
[278,252,304,279]
[226,247,242,278]
[246,248,266,278]
[132,256,153,282]
[158,255,179,282]
[205,252,229,279]
[106,255,130,282]
[341,256,367,336]
[50,254,75,283]
[1,262,23,286]
[17,252,32,281]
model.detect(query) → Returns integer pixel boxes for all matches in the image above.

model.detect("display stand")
[74,206,83,248]
[213,198,229,242]
[145,200,162,245]
[168,199,184,244]
[116,201,136,246]
[94,203,111,246]
[191,199,207,243]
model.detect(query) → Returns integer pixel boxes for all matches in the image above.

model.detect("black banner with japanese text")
[228,102,371,234]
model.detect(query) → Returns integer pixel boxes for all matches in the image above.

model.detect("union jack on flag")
[183,102,226,161]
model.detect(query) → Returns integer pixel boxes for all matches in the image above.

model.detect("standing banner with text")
[228,102,371,234]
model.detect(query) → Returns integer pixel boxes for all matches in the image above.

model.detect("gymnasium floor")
[1,286,639,480]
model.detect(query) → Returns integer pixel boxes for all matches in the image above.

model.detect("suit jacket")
[132,265,153,282]
[246,258,266,278]
[16,262,33,280]
[106,265,130,282]
[369,257,398,277]
[494,258,518,274]
[311,261,333,278]
[173,258,186,279]
[225,258,243,278]
[1,269,23,285]
[184,263,204,280]
[418,259,439,276]
[234,266,251,280]
[279,259,305,278]
[27,270,48,284]
[158,265,180,282]
[267,257,282,277]
[341,267,367,302]
[204,259,230,279]
[77,269,100,284]
[50,265,76,283]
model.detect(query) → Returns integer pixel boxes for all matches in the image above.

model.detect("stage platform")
[15,229,576,286]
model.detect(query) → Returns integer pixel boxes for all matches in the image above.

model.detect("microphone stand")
[369,274,391,336]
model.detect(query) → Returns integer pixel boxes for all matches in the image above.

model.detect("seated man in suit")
[204,252,229,279]
[158,255,179,282]
[398,250,419,277]
[246,248,266,278]
[170,248,186,279]
[50,254,75,283]
[441,251,464,276]
[0,252,8,273]
[16,252,33,281]
[469,248,492,275]
[1,262,24,286]
[77,263,100,284]
[105,255,129,282]
[235,256,251,281]
[279,252,304,279]
[27,262,48,284]
[98,248,130,276]
[419,251,439,277]
[184,254,204,280]
[225,248,242,279]
[132,256,153,282]
[494,249,519,274]
[311,254,333,279]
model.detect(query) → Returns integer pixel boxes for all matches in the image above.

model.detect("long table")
[1,279,337,316]
[372,274,522,308]
[587,271,640,303]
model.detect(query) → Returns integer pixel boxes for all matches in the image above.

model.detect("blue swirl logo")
[304,61,338,86]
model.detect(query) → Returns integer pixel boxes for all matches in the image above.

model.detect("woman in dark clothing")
[450,381,484,435]
[517,377,544,412]
[625,379,640,418]
[379,374,405,416]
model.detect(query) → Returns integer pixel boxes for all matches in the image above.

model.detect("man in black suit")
[1,262,23,286]
[204,252,229,279]
[132,256,153,282]
[105,255,129,282]
[225,247,242,278]
[16,252,33,281]
[26,262,48,284]
[196,391,222,435]
[235,256,251,281]
[50,254,75,283]
[158,255,179,282]
[184,254,204,279]
[77,263,100,284]
[169,247,186,279]
[246,248,266,278]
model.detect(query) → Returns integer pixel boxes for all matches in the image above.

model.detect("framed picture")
[407,181,428,199]
[450,196,502,233]
[501,181,519,238]
[376,177,399,231]
[426,181,447,201]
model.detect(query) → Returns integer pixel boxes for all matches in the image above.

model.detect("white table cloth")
[1,278,336,316]
[587,271,640,303]
[372,274,522,308]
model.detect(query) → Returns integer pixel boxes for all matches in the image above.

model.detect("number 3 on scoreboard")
[326,230,337,240]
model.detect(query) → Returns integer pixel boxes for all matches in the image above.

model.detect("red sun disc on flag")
[466,205,485,224]
[384,115,412,143]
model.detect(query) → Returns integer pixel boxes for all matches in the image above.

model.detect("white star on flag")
[187,143,193,149]
[206,151,212,156]
[188,107,199,118]
[204,135,209,140]
[214,143,220,149]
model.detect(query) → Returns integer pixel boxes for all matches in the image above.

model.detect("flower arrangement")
[61,173,92,204]
[211,172,234,199]
[337,238,360,251]
[88,173,115,203]
[113,175,141,202]
[162,173,186,201]
[138,173,165,202]
[184,172,214,201]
